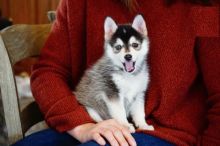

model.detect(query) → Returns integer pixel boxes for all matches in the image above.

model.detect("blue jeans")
[13,129,174,146]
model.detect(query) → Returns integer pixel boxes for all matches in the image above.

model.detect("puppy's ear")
[104,17,118,40]
[132,15,147,36]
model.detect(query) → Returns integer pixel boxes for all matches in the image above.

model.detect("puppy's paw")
[123,123,135,133]
[138,124,154,131]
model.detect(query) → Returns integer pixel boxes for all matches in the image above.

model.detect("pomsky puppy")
[74,15,154,132]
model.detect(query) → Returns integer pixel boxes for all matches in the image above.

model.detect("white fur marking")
[112,66,149,103]
[86,107,103,122]
[106,99,135,132]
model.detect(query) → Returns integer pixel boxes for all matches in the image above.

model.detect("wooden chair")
[0,11,56,145]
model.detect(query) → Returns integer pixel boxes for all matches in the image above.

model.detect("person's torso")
[67,0,218,145]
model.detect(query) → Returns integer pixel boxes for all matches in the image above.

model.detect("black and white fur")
[74,15,154,132]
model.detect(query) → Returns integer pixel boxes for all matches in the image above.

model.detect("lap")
[13,129,173,146]
[80,133,174,146]
[13,129,81,146]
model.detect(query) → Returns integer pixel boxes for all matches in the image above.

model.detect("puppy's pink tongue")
[125,61,134,72]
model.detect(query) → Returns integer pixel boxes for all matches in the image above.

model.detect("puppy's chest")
[112,73,148,101]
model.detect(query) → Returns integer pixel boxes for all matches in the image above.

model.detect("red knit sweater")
[30,0,219,145]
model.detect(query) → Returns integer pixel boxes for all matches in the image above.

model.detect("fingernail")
[132,141,137,146]
[100,140,106,145]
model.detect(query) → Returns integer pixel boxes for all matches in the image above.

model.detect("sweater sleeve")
[30,0,94,132]
[197,37,220,145]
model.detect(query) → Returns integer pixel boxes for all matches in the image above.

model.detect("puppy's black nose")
[124,54,132,61]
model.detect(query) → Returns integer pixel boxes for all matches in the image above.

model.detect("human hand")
[67,119,137,146]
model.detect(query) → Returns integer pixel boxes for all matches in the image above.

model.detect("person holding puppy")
[14,0,219,146]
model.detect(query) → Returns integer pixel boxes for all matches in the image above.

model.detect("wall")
[0,0,60,24]
[0,0,60,74]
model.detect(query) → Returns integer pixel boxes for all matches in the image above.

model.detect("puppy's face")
[104,15,149,74]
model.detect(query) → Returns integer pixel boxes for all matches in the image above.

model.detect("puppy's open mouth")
[123,61,135,73]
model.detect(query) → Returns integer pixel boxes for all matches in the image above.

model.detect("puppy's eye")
[115,45,122,51]
[131,43,139,48]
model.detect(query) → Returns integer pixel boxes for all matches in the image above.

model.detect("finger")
[92,132,106,146]
[121,129,137,146]
[105,126,129,146]
[108,119,131,132]
[108,126,136,146]
[113,130,129,146]
[100,129,119,146]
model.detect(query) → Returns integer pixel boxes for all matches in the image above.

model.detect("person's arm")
[197,37,220,145]
[30,0,94,132]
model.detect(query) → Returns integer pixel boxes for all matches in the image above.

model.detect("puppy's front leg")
[107,99,135,133]
[130,93,154,131]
